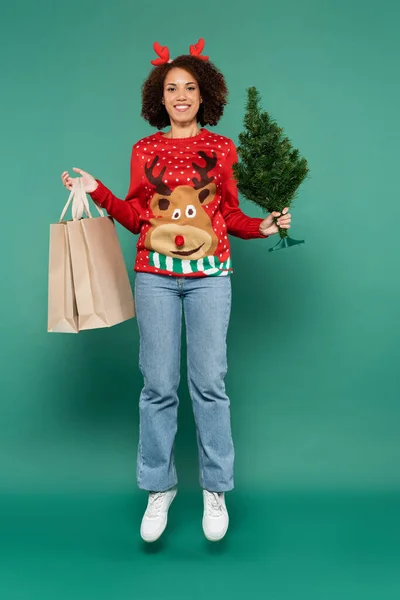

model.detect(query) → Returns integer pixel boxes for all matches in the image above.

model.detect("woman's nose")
[175,235,185,248]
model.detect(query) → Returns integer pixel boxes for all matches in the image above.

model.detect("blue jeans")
[134,272,234,493]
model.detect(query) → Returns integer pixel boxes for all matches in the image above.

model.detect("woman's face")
[162,67,202,125]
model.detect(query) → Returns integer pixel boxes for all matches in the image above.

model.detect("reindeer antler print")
[192,151,217,192]
[143,148,219,265]
[145,156,172,196]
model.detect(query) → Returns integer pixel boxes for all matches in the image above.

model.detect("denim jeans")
[134,272,234,493]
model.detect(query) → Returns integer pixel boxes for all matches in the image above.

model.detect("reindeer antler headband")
[151,38,209,66]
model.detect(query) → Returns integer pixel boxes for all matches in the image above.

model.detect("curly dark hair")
[141,55,228,129]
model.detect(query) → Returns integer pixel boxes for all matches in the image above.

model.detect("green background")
[1,0,399,598]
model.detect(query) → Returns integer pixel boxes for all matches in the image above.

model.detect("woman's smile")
[174,104,191,112]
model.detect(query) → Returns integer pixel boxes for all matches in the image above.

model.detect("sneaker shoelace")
[146,492,166,518]
[205,491,225,517]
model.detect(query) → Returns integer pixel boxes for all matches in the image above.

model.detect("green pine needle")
[233,86,309,215]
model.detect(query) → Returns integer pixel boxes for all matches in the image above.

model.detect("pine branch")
[233,86,309,215]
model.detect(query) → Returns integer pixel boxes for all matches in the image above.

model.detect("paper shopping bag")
[47,220,79,333]
[66,179,135,330]
[48,180,88,333]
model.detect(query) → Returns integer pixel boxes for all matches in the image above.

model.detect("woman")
[61,39,291,543]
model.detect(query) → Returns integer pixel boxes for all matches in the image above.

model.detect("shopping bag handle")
[59,178,105,222]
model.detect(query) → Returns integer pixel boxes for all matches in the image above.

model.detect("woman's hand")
[61,168,98,193]
[259,207,291,237]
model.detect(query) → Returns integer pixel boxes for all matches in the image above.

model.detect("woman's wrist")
[88,179,100,195]
[90,180,99,193]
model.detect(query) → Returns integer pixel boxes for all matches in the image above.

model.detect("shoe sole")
[140,488,177,543]
[202,516,229,542]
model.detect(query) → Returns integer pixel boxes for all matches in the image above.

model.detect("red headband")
[151,38,209,66]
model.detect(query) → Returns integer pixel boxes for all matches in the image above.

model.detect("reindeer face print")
[144,151,219,260]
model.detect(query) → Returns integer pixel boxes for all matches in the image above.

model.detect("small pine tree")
[233,86,309,251]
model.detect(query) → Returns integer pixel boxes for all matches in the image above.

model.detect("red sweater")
[89,128,268,277]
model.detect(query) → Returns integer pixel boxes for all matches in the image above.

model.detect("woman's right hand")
[61,168,98,193]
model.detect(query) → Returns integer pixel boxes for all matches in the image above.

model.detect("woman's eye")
[185,205,196,218]
[172,209,181,220]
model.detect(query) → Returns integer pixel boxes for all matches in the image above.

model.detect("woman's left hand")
[259,207,291,237]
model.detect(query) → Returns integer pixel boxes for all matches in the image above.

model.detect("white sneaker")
[140,487,177,542]
[202,490,229,541]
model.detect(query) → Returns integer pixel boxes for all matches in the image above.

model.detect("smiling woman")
[141,42,228,129]
[163,70,201,127]
[60,38,291,545]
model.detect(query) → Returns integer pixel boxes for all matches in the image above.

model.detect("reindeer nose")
[175,235,185,248]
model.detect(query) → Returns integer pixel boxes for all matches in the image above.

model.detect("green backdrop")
[1,0,399,598]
